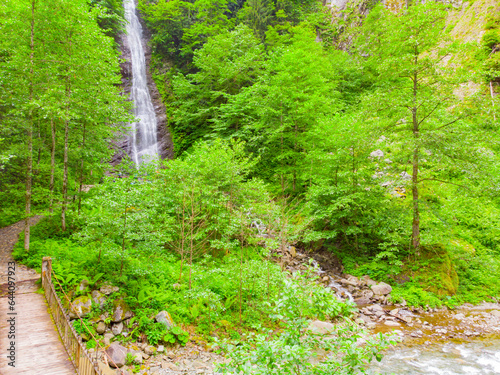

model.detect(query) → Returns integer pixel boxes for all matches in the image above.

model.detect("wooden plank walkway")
[0,218,76,374]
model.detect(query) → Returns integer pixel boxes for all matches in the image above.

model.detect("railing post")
[42,257,52,282]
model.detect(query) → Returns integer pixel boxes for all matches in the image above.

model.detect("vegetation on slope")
[1,0,500,371]
[139,0,500,306]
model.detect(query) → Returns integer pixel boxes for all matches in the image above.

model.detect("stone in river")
[384,321,400,327]
[371,282,392,295]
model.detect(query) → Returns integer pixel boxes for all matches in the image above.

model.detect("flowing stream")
[124,0,158,165]
[369,338,500,374]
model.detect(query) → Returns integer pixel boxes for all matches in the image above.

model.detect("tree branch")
[417,178,469,189]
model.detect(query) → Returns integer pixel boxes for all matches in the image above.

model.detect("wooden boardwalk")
[0,218,76,374]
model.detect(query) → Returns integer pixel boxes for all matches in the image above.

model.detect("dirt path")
[0,217,42,287]
[0,217,76,374]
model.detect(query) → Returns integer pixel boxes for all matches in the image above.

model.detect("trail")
[0,217,76,374]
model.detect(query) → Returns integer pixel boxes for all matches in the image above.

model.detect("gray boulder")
[490,310,500,319]
[105,342,127,368]
[69,296,92,319]
[144,345,156,356]
[384,320,400,327]
[307,320,336,335]
[78,279,89,292]
[362,275,377,286]
[343,275,360,287]
[111,322,123,336]
[400,171,411,180]
[100,283,119,295]
[96,321,106,334]
[370,149,384,158]
[92,290,107,308]
[371,282,392,296]
[131,351,143,364]
[104,332,114,346]
[155,310,174,329]
[112,300,133,322]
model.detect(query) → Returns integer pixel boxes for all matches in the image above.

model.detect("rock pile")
[66,281,226,374]
[94,341,225,374]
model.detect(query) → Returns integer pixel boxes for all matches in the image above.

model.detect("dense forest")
[1,0,500,372]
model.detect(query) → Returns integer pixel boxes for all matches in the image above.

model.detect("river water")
[369,337,500,374]
[123,0,159,165]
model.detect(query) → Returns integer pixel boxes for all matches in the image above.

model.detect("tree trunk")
[24,0,36,251]
[351,145,356,192]
[293,123,297,192]
[239,215,244,326]
[120,192,128,277]
[61,39,72,231]
[77,123,86,215]
[178,190,186,283]
[411,144,419,250]
[411,50,420,252]
[49,118,56,213]
[491,81,496,121]
[188,191,194,289]
[62,117,69,231]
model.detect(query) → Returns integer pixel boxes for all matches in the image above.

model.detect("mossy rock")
[112,299,133,322]
[69,295,92,319]
[405,244,459,296]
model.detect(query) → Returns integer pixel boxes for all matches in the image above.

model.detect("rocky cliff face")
[111,7,174,166]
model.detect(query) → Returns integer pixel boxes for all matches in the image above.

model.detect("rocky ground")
[66,281,227,375]
[94,341,225,375]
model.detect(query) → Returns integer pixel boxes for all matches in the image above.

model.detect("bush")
[216,275,395,374]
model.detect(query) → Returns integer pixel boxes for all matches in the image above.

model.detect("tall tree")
[358,3,487,252]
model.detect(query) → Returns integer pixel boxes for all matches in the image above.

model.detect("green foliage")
[72,318,96,341]
[216,275,395,374]
[125,352,135,366]
[0,0,130,228]
[165,326,190,346]
[390,284,443,309]
[86,339,97,350]
[146,323,167,346]
[16,140,362,347]
[89,0,126,39]
[4,0,500,362]
[140,0,320,71]
[482,29,500,50]
[170,25,264,153]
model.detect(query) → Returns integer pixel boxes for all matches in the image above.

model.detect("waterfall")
[124,0,159,165]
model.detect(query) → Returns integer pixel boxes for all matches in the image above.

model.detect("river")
[369,336,500,374]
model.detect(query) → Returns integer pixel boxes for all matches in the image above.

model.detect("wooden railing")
[42,257,105,375]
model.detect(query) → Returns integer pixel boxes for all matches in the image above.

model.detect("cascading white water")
[124,0,159,165]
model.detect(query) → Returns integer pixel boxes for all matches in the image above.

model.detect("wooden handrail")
[42,257,124,375]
